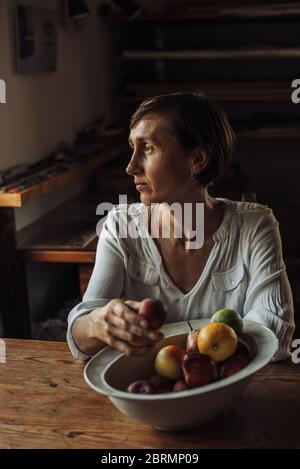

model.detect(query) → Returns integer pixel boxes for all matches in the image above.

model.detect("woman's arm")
[71,300,158,357]
[67,209,161,359]
[243,210,295,360]
[67,209,125,358]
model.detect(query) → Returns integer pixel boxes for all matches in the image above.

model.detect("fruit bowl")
[84,319,278,431]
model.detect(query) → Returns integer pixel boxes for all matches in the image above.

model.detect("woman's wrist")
[72,311,106,355]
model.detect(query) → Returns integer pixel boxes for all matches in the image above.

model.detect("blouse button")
[231,280,235,286]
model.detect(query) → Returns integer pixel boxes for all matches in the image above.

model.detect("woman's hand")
[88,299,164,356]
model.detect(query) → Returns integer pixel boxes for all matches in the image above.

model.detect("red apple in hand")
[138,298,167,330]
[182,352,214,388]
[220,355,249,379]
[127,380,156,394]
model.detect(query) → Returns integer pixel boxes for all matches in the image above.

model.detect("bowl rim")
[84,319,278,400]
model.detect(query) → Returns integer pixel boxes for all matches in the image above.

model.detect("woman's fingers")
[108,309,163,341]
[106,336,131,355]
[106,314,163,344]
[122,300,163,338]
[112,301,149,329]
[104,323,139,344]
[106,335,155,356]
[107,313,145,336]
[124,299,142,311]
[96,299,165,355]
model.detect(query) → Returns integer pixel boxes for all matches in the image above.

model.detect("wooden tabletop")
[0,339,299,449]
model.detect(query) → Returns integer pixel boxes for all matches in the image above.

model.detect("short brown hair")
[130,92,236,187]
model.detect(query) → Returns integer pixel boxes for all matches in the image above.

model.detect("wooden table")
[0,339,299,449]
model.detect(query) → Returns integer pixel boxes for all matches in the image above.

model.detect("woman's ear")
[190,147,210,175]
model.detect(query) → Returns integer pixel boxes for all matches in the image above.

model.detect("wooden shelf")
[16,149,138,264]
[0,140,127,208]
[122,81,291,102]
[18,242,97,264]
[123,46,300,61]
[17,194,101,263]
[126,2,300,22]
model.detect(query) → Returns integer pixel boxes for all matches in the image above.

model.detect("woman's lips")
[135,183,147,191]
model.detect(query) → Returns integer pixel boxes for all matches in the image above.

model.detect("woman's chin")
[138,190,151,202]
[139,194,159,205]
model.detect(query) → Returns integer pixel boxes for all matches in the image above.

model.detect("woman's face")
[126,114,195,205]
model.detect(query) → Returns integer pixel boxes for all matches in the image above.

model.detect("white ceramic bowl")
[84,319,278,430]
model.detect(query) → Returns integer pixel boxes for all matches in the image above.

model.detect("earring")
[190,171,200,181]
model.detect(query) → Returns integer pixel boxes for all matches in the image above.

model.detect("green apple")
[210,308,243,336]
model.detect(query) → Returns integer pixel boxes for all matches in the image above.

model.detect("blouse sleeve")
[67,208,126,360]
[243,209,295,361]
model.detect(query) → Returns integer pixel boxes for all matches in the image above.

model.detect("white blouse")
[67,198,295,361]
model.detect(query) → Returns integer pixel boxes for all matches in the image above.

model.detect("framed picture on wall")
[15,5,57,73]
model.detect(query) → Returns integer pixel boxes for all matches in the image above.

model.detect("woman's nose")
[126,152,142,176]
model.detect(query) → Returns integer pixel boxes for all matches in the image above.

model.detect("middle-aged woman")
[68,93,295,361]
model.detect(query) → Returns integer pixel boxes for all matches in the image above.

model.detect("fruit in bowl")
[127,380,156,394]
[149,374,173,393]
[127,320,248,394]
[236,340,251,359]
[173,379,188,392]
[154,345,186,381]
[220,355,250,379]
[197,322,238,362]
[182,352,215,388]
[84,319,278,430]
[186,328,201,352]
[210,309,243,336]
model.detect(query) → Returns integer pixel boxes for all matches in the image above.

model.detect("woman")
[68,93,295,361]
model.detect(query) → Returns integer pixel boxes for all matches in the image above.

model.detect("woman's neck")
[147,189,224,250]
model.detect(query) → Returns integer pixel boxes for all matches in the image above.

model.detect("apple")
[210,309,243,336]
[154,345,186,381]
[236,340,251,359]
[210,360,220,381]
[182,352,214,388]
[149,374,173,393]
[220,355,249,379]
[127,380,156,394]
[186,329,201,353]
[173,379,188,392]
[138,298,167,330]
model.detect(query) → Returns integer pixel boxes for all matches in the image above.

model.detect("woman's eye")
[144,145,154,153]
